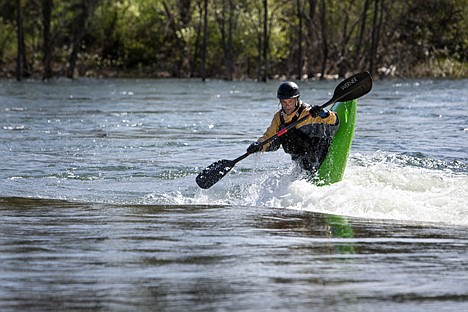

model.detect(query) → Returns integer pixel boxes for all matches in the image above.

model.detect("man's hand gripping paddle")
[196,71,373,189]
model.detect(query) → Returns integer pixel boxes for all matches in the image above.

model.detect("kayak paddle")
[196,71,373,189]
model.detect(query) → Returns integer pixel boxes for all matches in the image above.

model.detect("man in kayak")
[247,81,339,174]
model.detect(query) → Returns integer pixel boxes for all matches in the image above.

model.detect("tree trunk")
[338,0,356,78]
[201,0,208,81]
[319,0,328,80]
[68,2,86,79]
[369,0,379,76]
[256,5,262,81]
[217,0,233,80]
[355,0,370,69]
[15,0,29,80]
[218,0,227,79]
[68,0,99,79]
[42,0,53,80]
[226,0,234,80]
[261,0,268,82]
[162,0,186,77]
[305,0,317,78]
[190,1,203,77]
[296,0,303,79]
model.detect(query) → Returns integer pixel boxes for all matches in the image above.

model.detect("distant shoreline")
[2,60,466,81]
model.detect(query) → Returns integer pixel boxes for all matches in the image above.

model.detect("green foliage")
[0,0,466,79]
[401,0,466,61]
[0,17,15,65]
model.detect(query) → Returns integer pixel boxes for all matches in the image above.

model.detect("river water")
[1,77,467,311]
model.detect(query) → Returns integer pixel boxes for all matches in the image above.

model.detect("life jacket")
[278,103,335,172]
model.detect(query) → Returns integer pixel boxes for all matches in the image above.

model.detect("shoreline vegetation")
[1,57,466,80]
[2,0,466,81]
[2,57,466,80]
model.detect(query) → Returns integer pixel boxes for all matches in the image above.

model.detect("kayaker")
[247,81,339,174]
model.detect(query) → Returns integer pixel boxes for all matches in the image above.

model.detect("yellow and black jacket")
[257,101,339,173]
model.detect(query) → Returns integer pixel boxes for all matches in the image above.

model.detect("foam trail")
[190,152,467,225]
[267,154,468,225]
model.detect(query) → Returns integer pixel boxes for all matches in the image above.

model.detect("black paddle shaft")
[196,71,373,189]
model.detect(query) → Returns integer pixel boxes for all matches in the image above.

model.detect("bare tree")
[305,0,317,78]
[42,0,53,80]
[296,0,303,79]
[261,0,268,82]
[369,0,384,76]
[354,0,370,69]
[338,1,359,77]
[201,0,208,81]
[255,5,262,81]
[15,0,30,80]
[319,0,328,79]
[190,1,203,77]
[224,0,234,80]
[215,0,234,80]
[67,0,99,79]
[162,0,187,77]
[226,0,234,80]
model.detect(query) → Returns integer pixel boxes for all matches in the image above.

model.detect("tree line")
[1,0,466,81]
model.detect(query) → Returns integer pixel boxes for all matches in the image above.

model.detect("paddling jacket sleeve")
[257,102,338,153]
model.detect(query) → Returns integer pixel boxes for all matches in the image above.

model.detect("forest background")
[1,0,467,81]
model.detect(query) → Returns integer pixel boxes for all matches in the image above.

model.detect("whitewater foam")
[276,154,468,225]
[193,152,468,226]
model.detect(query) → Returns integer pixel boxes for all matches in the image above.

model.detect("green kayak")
[315,99,357,186]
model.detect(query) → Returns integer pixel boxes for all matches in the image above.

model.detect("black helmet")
[277,81,300,99]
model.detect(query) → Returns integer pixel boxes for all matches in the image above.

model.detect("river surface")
[1,77,467,311]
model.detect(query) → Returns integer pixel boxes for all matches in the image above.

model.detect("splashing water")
[187,152,468,225]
